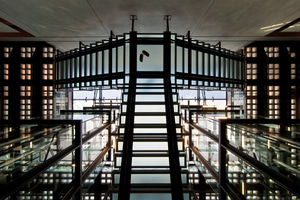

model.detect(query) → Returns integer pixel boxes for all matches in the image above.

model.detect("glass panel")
[118,46,124,73]
[131,174,170,183]
[184,48,188,73]
[103,50,108,74]
[97,51,102,75]
[86,54,90,76]
[91,53,96,75]
[177,47,183,73]
[204,53,209,75]
[132,157,169,167]
[210,54,214,76]
[198,52,203,75]
[112,48,116,73]
[191,50,197,74]
[137,45,163,71]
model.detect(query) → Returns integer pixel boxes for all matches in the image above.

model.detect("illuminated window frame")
[268,85,280,119]
[246,47,257,58]
[264,47,279,57]
[20,64,31,80]
[267,63,279,80]
[43,64,54,80]
[21,47,36,58]
[246,85,257,119]
[4,47,13,58]
[43,47,54,58]
[20,86,32,119]
[246,63,257,80]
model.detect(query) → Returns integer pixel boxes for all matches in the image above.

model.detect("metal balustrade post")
[108,112,112,161]
[219,120,227,200]
[74,121,82,200]
[188,110,193,161]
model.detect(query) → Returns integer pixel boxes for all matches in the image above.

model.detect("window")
[268,86,280,119]
[21,47,36,58]
[291,86,296,119]
[267,63,279,80]
[291,64,296,79]
[43,64,54,80]
[246,63,257,80]
[42,86,53,118]
[3,64,9,80]
[20,64,31,80]
[246,85,257,119]
[20,86,31,119]
[4,47,13,58]
[264,47,279,57]
[246,47,257,58]
[43,47,54,58]
[2,86,9,119]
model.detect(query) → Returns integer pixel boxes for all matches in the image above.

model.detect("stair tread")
[119,112,180,116]
[118,124,181,128]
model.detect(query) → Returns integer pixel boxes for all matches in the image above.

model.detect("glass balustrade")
[0,113,115,199]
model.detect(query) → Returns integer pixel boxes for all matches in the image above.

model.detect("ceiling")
[0,0,300,52]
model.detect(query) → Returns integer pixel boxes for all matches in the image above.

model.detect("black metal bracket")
[130,15,137,32]
[164,15,172,32]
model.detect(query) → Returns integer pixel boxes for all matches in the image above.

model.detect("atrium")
[0,1,300,200]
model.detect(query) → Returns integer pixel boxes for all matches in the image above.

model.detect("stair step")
[113,168,189,173]
[117,137,184,141]
[123,92,177,95]
[120,112,178,116]
[118,124,182,128]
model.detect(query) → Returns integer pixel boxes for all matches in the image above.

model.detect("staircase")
[112,74,188,200]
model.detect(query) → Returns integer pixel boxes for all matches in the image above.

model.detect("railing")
[187,116,300,200]
[55,32,245,90]
[0,112,117,200]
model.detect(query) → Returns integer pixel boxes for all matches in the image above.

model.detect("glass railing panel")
[191,129,219,172]
[81,115,107,137]
[82,133,108,171]
[196,116,219,137]
[0,124,73,182]
[82,163,106,195]
[9,149,75,200]
[226,124,300,183]
[227,151,298,199]
[193,159,219,195]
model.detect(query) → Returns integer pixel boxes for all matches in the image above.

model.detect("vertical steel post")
[187,31,191,87]
[74,121,82,200]
[118,31,137,200]
[164,31,184,200]
[188,111,193,161]
[219,120,227,200]
[108,111,112,161]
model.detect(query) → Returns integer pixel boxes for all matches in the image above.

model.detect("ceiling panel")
[0,0,300,51]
